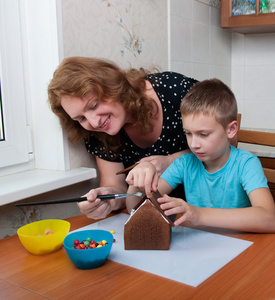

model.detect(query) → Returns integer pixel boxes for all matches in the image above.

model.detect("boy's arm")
[126,162,159,197]
[157,178,174,196]
[160,187,275,233]
[126,173,173,213]
[234,188,274,232]
[199,188,275,232]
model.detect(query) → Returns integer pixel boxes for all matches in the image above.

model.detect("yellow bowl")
[17,219,70,255]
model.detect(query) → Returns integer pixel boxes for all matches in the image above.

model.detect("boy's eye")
[200,133,209,137]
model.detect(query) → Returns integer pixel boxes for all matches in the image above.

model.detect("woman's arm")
[77,156,128,219]
[138,149,191,176]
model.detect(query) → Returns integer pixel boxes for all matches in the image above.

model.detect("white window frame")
[0,0,29,168]
[0,1,97,206]
[0,0,70,177]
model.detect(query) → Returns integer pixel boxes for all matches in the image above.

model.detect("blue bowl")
[63,229,113,269]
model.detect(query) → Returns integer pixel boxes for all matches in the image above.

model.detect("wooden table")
[1,210,275,300]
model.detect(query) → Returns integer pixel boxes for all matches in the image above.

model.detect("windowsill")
[0,168,97,206]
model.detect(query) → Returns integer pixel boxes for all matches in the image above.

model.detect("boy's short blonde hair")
[180,78,237,129]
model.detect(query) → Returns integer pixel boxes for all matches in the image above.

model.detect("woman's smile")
[99,115,111,130]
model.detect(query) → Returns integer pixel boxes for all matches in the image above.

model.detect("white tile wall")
[193,1,210,25]
[171,16,193,62]
[0,0,170,240]
[170,0,192,18]
[170,0,231,85]
[170,0,275,130]
[193,22,210,63]
[232,33,275,129]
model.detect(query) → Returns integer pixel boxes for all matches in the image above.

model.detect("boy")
[126,79,275,233]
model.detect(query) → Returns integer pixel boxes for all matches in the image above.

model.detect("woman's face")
[61,93,131,135]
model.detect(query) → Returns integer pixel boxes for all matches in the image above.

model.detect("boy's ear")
[227,120,238,139]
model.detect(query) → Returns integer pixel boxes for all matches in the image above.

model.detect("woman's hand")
[126,162,159,197]
[138,155,173,176]
[77,187,125,220]
[78,158,127,220]
[158,194,201,226]
[139,150,190,176]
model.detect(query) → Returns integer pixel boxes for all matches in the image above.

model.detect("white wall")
[61,0,168,70]
[60,0,169,169]
[170,0,232,86]
[0,0,169,239]
[231,33,275,130]
[170,0,275,131]
[3,0,274,239]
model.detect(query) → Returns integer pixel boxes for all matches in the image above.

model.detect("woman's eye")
[200,133,209,137]
[92,103,98,109]
[78,117,86,124]
[89,102,98,110]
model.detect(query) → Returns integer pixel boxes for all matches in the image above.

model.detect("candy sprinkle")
[72,237,109,250]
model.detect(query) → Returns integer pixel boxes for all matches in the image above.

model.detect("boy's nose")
[190,136,200,149]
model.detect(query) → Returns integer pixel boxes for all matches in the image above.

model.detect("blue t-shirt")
[161,146,268,208]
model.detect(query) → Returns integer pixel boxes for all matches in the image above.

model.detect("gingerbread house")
[124,191,174,250]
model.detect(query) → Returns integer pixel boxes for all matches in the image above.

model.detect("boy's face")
[182,113,232,170]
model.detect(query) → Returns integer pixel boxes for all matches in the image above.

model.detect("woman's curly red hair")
[48,57,158,154]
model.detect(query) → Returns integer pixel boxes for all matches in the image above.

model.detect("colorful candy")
[72,237,109,250]
[71,230,117,249]
[45,230,54,235]
[38,230,54,236]
[110,230,116,243]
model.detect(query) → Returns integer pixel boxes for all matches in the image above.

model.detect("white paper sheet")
[72,213,253,287]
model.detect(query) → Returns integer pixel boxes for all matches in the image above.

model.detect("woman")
[48,56,198,219]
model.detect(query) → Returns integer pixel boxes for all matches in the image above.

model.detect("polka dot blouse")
[85,72,198,169]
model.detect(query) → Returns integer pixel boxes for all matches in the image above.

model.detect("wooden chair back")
[237,114,275,199]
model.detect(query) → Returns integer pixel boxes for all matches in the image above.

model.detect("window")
[0,0,30,168]
[0,83,4,140]
[0,0,97,205]
[0,0,69,177]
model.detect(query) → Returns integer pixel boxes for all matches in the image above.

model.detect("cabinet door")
[221,0,275,33]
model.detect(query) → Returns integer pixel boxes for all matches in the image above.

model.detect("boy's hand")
[126,162,159,197]
[158,194,201,226]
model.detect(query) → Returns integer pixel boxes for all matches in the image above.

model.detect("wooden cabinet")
[221,0,275,34]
